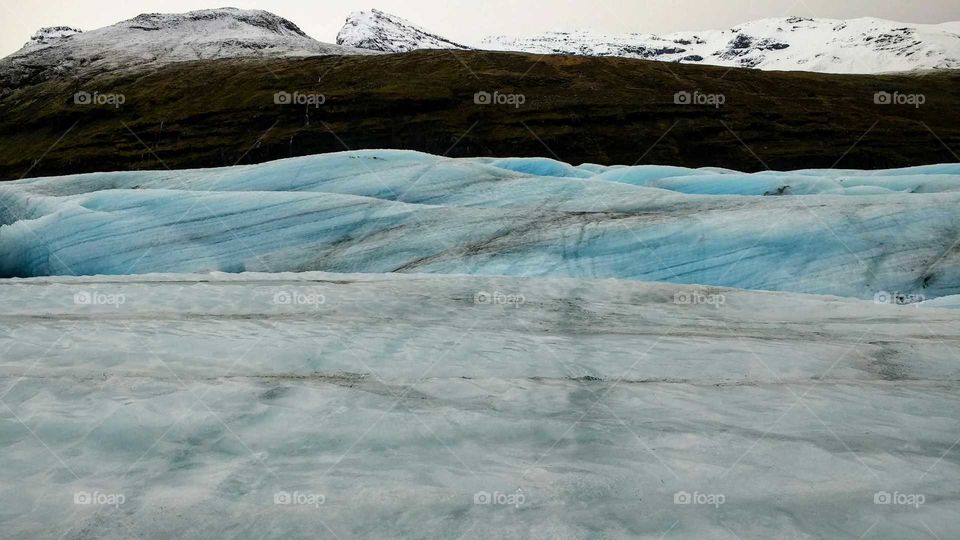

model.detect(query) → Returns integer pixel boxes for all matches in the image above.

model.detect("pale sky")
[2,0,959,57]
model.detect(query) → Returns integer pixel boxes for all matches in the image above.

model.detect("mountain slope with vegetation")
[0,50,958,179]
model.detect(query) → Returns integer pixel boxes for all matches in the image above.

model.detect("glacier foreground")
[2,150,960,301]
[0,272,958,539]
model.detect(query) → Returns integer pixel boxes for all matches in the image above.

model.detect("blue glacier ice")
[2,150,959,300]
[3,151,960,539]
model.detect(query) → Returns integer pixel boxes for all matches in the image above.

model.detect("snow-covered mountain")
[340,11,960,73]
[0,8,361,87]
[337,9,469,52]
[6,8,956,86]
[485,17,960,73]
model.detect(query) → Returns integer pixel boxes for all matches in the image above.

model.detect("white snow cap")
[2,8,363,84]
[337,9,469,52]
[485,15,960,73]
[337,9,960,73]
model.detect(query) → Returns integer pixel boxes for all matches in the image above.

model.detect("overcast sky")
[2,0,959,56]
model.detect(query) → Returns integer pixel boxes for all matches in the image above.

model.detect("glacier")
[2,151,960,539]
[2,150,959,301]
[0,272,958,539]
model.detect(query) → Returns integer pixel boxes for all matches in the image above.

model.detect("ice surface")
[2,150,959,302]
[2,150,959,538]
[920,295,960,309]
[0,272,957,538]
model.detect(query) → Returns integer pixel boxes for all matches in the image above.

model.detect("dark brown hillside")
[0,50,957,179]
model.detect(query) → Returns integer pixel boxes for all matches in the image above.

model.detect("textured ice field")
[2,151,960,538]
[1,272,958,539]
[2,150,960,300]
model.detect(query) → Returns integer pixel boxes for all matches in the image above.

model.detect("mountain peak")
[27,26,83,48]
[338,10,960,73]
[2,8,358,89]
[337,9,469,52]
[124,8,310,38]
